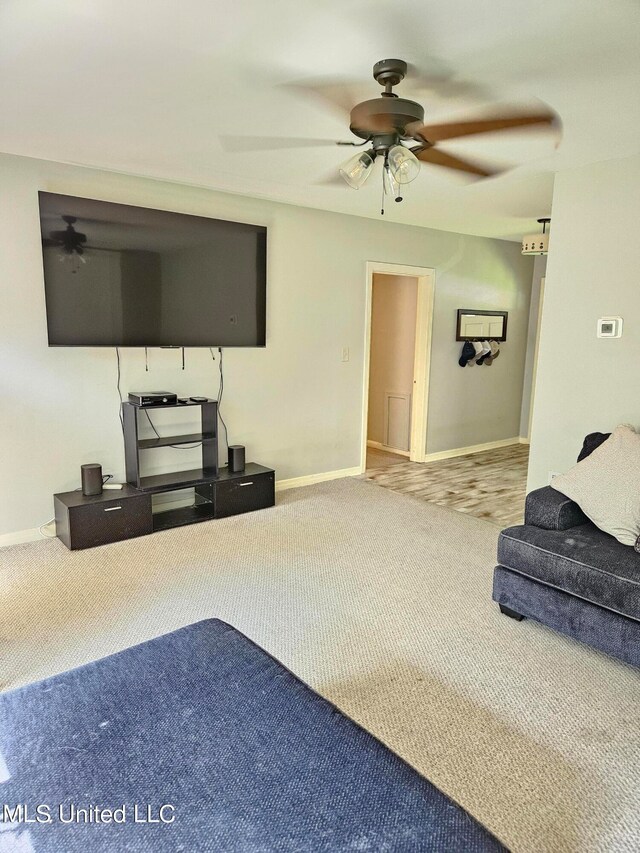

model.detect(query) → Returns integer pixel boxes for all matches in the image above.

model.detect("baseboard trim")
[0,467,364,547]
[519,436,530,445]
[1,440,527,546]
[366,440,410,458]
[0,527,49,547]
[423,437,522,463]
[276,467,362,492]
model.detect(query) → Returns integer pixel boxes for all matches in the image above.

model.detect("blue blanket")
[0,619,505,851]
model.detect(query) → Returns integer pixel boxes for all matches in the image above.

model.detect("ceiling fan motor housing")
[372,58,408,88]
[349,97,425,140]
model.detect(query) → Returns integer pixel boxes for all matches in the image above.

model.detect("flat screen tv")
[38,192,267,347]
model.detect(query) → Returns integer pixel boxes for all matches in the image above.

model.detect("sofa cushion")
[498,522,640,622]
[551,424,640,546]
[525,486,589,530]
[577,431,611,462]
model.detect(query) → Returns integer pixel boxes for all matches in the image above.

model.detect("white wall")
[0,152,533,537]
[528,152,640,490]
[519,254,547,438]
[367,274,418,447]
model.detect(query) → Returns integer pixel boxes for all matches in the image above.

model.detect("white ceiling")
[1,0,639,240]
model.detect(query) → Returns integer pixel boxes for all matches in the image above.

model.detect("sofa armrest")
[525,486,589,530]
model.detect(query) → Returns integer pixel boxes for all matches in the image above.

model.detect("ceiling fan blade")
[283,79,362,119]
[413,147,498,177]
[314,172,348,188]
[219,135,339,152]
[404,62,493,101]
[413,112,557,144]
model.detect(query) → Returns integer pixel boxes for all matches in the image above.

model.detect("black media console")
[54,398,275,550]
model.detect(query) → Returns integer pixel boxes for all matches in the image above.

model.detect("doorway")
[360,262,435,473]
[363,260,546,528]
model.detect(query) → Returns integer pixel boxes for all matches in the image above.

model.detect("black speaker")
[228,445,245,474]
[81,463,103,496]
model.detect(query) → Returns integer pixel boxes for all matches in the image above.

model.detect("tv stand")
[53,399,275,549]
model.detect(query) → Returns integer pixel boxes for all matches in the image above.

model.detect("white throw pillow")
[551,424,640,546]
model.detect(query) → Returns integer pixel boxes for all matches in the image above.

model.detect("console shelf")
[138,467,219,493]
[152,502,216,532]
[138,433,216,450]
[123,399,218,487]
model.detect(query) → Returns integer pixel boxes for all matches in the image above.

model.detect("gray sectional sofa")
[493,441,640,668]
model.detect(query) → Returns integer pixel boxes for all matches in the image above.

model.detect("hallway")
[365,444,529,527]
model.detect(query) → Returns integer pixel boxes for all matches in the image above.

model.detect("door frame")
[527,276,546,441]
[360,261,435,472]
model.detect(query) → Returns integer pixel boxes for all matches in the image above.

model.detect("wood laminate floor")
[365,443,529,527]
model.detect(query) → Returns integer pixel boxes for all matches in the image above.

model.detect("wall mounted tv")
[38,192,267,347]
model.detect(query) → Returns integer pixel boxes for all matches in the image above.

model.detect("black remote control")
[189,396,208,403]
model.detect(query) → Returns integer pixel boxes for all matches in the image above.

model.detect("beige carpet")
[1,477,639,852]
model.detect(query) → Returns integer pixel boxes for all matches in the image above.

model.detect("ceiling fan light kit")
[521,217,551,255]
[382,164,402,202]
[331,59,558,214]
[338,150,375,189]
[387,144,420,184]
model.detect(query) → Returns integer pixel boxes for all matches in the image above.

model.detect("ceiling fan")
[224,58,559,214]
[329,58,558,211]
[43,215,88,256]
[43,215,91,272]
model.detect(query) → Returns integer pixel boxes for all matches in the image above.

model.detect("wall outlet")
[341,347,350,362]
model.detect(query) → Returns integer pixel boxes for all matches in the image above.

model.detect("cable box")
[128,391,178,407]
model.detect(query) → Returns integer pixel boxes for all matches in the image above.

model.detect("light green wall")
[0,152,533,536]
[528,152,640,489]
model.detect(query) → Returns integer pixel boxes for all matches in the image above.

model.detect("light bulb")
[388,144,420,184]
[383,166,402,202]
[339,150,375,189]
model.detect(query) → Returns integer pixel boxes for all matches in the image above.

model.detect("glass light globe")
[339,151,375,189]
[388,144,420,184]
[383,166,402,201]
